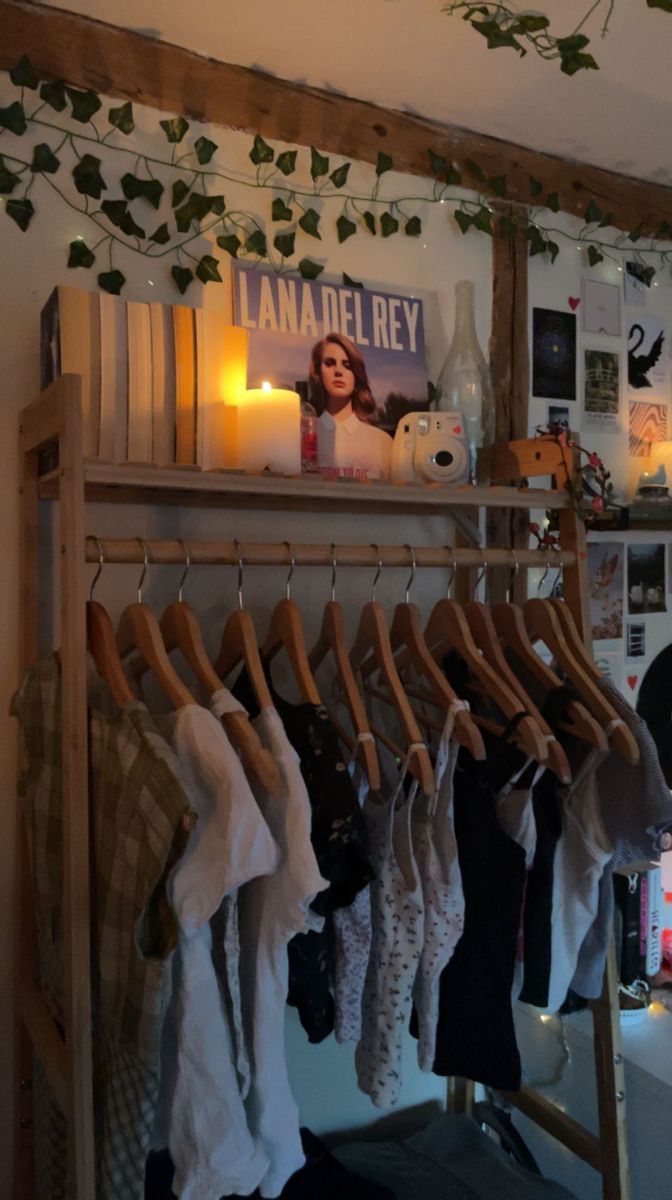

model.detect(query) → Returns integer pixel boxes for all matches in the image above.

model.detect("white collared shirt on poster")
[318,403,393,480]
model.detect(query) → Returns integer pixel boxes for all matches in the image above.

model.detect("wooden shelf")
[590,506,672,532]
[37,459,571,514]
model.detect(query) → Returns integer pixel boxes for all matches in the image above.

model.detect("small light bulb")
[576,244,582,251]
[440,199,445,205]
[617,266,623,272]
[147,279,154,286]
[654,281,659,287]
[540,1013,553,1023]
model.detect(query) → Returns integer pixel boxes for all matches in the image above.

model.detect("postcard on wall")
[583,349,620,433]
[624,262,649,308]
[627,543,666,614]
[628,399,668,456]
[625,622,646,663]
[232,263,429,480]
[627,314,667,391]
[594,650,625,692]
[532,308,576,401]
[548,403,570,434]
[588,541,624,643]
[582,279,621,337]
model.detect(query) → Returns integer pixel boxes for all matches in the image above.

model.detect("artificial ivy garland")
[1,55,671,296]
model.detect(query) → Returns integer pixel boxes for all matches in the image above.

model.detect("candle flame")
[261,380,273,392]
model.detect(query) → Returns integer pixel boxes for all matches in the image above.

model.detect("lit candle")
[236,381,301,474]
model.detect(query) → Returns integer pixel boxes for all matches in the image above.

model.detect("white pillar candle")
[236,381,301,474]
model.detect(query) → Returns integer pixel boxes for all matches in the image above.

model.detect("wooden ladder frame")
[13,380,629,1200]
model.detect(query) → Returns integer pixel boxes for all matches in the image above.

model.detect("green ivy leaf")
[639,265,656,286]
[584,198,603,224]
[310,147,329,179]
[174,192,213,232]
[329,162,351,189]
[363,211,376,235]
[546,191,560,212]
[274,230,296,257]
[6,197,34,231]
[31,143,60,174]
[160,116,189,144]
[657,221,672,239]
[65,87,101,123]
[0,156,21,194]
[343,272,363,288]
[489,175,508,198]
[195,136,218,164]
[171,266,193,294]
[560,49,599,75]
[209,195,226,216]
[498,215,518,237]
[67,238,95,268]
[405,215,422,237]
[217,233,241,258]
[72,154,106,199]
[172,180,190,207]
[149,222,171,244]
[10,55,39,89]
[250,134,274,165]
[276,150,297,176]
[376,151,394,177]
[648,0,672,9]
[336,214,357,243]
[196,254,222,284]
[518,13,550,30]
[446,164,462,187]
[557,33,591,52]
[245,229,268,257]
[40,80,66,111]
[526,226,547,256]
[465,159,485,182]
[529,177,544,197]
[108,101,135,135]
[272,197,293,222]
[429,149,447,177]
[98,269,125,295]
[121,173,164,209]
[101,199,130,228]
[598,211,615,228]
[587,245,604,266]
[473,206,493,235]
[454,210,473,234]
[299,207,321,239]
[380,212,399,237]
[298,257,324,279]
[628,223,644,242]
[546,239,560,263]
[0,101,27,135]
[119,211,146,239]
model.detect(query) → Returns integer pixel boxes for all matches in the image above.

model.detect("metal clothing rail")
[84,537,576,571]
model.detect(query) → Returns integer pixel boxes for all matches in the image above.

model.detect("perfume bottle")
[296,381,318,473]
[433,280,494,482]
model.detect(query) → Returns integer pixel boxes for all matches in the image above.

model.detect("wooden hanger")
[549,598,602,683]
[308,545,380,788]
[523,597,639,764]
[116,539,196,709]
[259,541,321,705]
[381,546,485,761]
[213,542,275,712]
[350,546,435,797]
[85,538,136,706]
[424,597,549,765]
[491,600,608,751]
[156,542,281,796]
[462,598,571,783]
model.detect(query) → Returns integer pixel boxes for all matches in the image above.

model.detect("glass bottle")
[433,280,495,483]
[297,380,319,473]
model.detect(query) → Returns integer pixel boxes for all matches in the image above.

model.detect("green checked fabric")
[14,655,195,1200]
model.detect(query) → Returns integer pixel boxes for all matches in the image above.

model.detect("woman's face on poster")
[320,341,356,404]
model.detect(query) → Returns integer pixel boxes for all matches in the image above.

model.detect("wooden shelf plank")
[37,460,571,513]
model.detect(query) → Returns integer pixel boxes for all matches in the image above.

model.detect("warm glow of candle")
[236,382,301,474]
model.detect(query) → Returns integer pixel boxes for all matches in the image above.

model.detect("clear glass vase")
[433,280,494,483]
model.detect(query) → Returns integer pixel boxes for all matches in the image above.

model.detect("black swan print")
[628,323,664,389]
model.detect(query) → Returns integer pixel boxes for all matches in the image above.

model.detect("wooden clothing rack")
[14,375,629,1200]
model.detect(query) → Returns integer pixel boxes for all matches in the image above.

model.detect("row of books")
[40,285,245,469]
[614,866,663,984]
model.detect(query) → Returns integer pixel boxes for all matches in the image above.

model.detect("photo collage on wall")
[588,539,670,696]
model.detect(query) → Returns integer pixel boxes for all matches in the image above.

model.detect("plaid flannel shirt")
[14,656,194,1200]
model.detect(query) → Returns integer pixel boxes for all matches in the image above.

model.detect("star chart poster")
[532,308,576,401]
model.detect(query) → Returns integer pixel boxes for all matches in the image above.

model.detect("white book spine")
[127,301,153,463]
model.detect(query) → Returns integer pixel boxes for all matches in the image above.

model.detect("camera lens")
[433,450,455,468]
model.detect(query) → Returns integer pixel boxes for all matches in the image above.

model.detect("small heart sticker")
[568,297,581,311]
[627,675,638,690]
[452,425,462,435]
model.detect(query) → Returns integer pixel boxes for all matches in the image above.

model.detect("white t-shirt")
[231,704,328,1198]
[158,697,279,1200]
[318,403,393,479]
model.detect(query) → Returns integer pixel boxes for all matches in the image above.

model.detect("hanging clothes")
[222,696,328,1199]
[155,696,279,1200]
[411,700,465,1073]
[355,744,425,1108]
[13,655,195,1200]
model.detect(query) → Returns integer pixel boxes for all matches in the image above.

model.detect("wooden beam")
[2,0,672,237]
